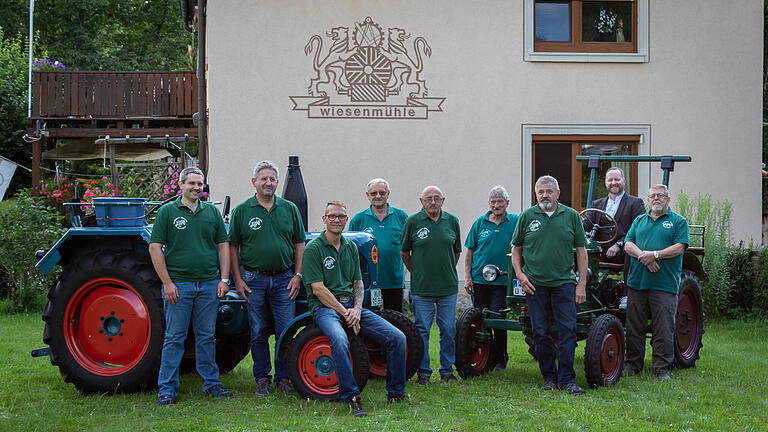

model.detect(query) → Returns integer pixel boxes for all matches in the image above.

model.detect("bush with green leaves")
[0,190,66,313]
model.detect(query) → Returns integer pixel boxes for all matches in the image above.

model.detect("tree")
[0,27,32,194]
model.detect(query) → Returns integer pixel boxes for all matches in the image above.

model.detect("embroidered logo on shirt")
[662,221,673,229]
[479,229,491,238]
[363,227,374,234]
[173,217,188,230]
[417,227,430,239]
[249,217,263,230]
[528,220,541,232]
[323,256,336,269]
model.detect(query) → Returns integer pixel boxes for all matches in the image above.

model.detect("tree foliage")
[0,27,32,194]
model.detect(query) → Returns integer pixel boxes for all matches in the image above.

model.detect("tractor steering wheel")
[579,208,619,245]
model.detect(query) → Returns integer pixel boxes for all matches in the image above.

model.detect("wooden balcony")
[28,70,199,138]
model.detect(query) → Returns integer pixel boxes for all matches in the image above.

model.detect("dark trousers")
[382,288,404,313]
[526,283,577,385]
[625,287,677,375]
[472,283,508,366]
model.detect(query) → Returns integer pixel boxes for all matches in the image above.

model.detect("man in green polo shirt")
[349,178,408,312]
[464,185,519,372]
[401,185,462,384]
[229,160,306,397]
[511,175,587,395]
[304,201,407,417]
[149,167,233,405]
[624,184,689,381]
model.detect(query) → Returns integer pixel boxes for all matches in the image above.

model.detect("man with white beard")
[511,175,588,395]
[623,184,689,381]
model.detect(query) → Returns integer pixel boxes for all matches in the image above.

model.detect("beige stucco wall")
[207,0,762,280]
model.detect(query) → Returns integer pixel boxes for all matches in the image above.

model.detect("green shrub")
[0,189,66,313]
[752,248,768,318]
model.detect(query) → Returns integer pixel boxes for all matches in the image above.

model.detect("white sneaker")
[619,296,628,310]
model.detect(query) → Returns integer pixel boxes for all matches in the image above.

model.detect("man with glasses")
[349,178,409,312]
[511,175,588,395]
[304,201,408,417]
[401,185,462,384]
[623,184,689,381]
[229,160,306,397]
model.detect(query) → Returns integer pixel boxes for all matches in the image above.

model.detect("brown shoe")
[440,373,458,383]
[416,375,430,385]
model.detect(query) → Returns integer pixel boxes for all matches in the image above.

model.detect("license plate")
[512,279,524,296]
[370,288,383,307]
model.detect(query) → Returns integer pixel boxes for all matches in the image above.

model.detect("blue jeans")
[526,283,578,385]
[312,302,406,402]
[412,294,457,377]
[158,280,221,397]
[243,268,296,383]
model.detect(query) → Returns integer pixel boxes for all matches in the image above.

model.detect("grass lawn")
[1,313,766,432]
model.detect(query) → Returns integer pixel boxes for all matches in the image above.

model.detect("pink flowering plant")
[162,170,208,199]
[81,177,120,203]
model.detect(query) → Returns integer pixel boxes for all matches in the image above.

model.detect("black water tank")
[282,156,308,231]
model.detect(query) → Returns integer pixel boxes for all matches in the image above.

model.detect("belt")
[243,266,290,277]
[337,296,352,303]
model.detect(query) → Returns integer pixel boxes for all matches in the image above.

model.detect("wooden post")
[109,138,118,186]
[181,134,188,169]
[32,139,41,196]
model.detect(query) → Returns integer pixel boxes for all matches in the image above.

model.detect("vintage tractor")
[32,157,422,398]
[454,155,705,388]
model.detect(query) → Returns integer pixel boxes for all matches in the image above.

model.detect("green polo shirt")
[149,197,228,282]
[511,203,586,288]
[349,205,408,290]
[401,209,461,297]
[303,231,362,312]
[465,211,519,286]
[229,195,306,272]
[626,209,690,294]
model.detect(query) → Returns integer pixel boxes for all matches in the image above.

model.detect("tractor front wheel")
[287,324,369,400]
[365,309,423,380]
[674,270,705,369]
[454,307,494,379]
[42,249,164,394]
[584,313,625,388]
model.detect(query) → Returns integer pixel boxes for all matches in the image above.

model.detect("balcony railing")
[31,71,198,119]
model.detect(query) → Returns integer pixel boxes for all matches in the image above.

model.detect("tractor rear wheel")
[42,249,164,394]
[454,307,494,378]
[674,270,705,369]
[287,324,369,400]
[584,313,625,388]
[364,309,423,380]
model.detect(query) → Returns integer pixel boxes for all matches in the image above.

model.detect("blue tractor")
[33,157,422,398]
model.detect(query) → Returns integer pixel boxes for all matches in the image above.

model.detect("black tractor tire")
[42,249,164,395]
[584,314,625,388]
[364,309,423,380]
[454,307,494,379]
[180,332,251,375]
[674,270,705,369]
[287,324,369,401]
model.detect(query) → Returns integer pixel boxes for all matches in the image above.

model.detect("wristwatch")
[653,251,660,260]
[221,278,230,284]
[295,272,303,279]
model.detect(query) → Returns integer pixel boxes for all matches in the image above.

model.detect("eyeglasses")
[368,191,388,196]
[648,193,668,199]
[422,196,444,202]
[325,214,348,221]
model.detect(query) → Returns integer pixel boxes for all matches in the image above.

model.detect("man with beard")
[229,160,306,397]
[585,167,645,283]
[304,201,408,416]
[401,185,462,384]
[464,185,518,371]
[349,178,409,312]
[511,175,588,395]
[623,184,689,381]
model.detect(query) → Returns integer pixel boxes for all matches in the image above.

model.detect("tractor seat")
[599,262,624,271]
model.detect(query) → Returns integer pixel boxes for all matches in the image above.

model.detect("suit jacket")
[589,193,646,247]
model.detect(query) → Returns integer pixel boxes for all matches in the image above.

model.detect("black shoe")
[255,378,270,397]
[657,371,671,381]
[204,385,233,398]
[440,373,458,383]
[387,393,411,405]
[416,375,430,385]
[275,378,297,394]
[624,367,640,377]
[158,394,175,405]
[492,363,507,372]
[542,381,557,391]
[349,396,367,417]
[560,382,586,396]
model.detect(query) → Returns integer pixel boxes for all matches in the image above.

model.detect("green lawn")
[1,313,766,432]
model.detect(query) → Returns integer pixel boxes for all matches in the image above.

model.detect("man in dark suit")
[587,167,646,281]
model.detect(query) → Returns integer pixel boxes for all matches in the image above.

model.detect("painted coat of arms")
[290,17,445,119]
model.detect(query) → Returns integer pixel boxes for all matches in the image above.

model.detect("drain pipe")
[196,0,208,175]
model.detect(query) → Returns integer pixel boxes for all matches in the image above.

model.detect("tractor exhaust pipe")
[282,156,308,231]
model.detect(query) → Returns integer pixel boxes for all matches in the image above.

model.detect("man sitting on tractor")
[303,201,408,417]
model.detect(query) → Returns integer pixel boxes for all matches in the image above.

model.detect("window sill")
[525,51,648,63]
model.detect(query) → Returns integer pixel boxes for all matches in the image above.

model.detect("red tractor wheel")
[364,309,423,380]
[454,307,494,379]
[674,271,705,368]
[287,324,369,400]
[584,313,625,388]
[42,250,164,394]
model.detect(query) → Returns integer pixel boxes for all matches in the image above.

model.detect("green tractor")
[454,155,705,387]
